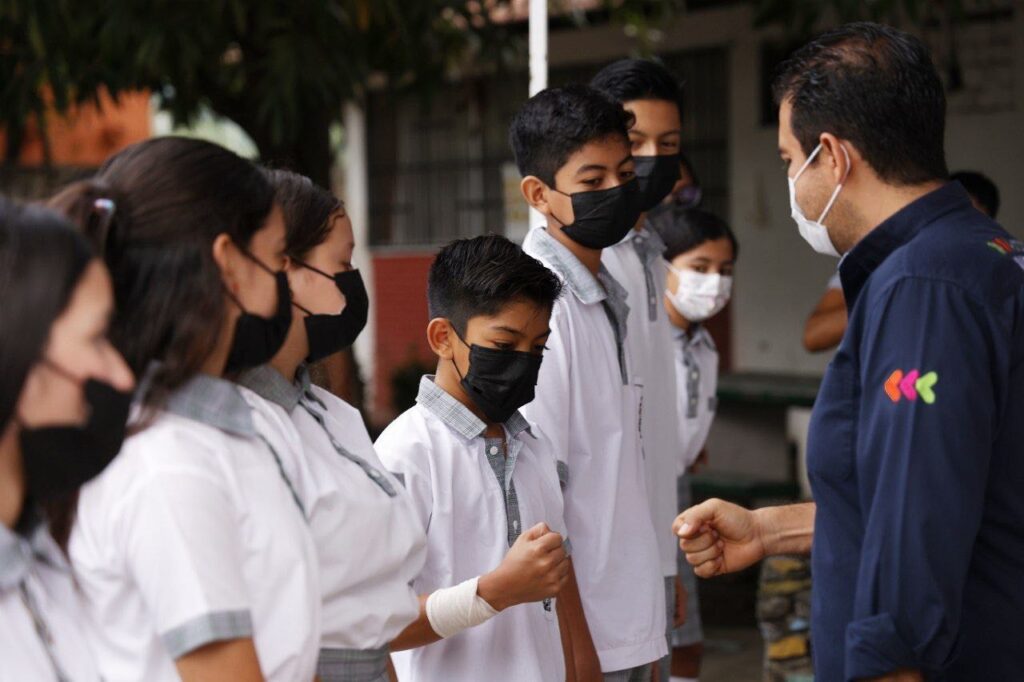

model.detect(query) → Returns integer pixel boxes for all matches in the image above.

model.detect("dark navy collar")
[839,182,973,305]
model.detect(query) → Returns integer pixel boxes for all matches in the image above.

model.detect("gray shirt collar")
[0,512,68,591]
[631,224,667,267]
[163,372,256,438]
[528,227,610,306]
[674,324,716,351]
[238,364,304,413]
[416,375,531,442]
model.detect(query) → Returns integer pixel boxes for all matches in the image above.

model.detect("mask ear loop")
[447,322,472,381]
[815,144,852,223]
[222,243,281,314]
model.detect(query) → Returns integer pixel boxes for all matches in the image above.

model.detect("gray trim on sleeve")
[162,609,254,659]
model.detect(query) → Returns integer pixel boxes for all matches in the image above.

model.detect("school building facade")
[346,0,1023,434]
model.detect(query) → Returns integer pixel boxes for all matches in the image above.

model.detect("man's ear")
[426,318,456,360]
[520,175,551,213]
[211,233,240,296]
[819,133,853,184]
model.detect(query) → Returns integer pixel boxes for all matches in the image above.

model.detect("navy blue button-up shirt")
[807,182,1024,681]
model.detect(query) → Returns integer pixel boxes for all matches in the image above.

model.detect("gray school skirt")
[317,647,389,682]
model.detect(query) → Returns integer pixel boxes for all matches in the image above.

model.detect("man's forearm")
[755,502,816,556]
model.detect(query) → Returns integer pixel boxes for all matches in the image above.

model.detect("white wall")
[550,4,1024,377]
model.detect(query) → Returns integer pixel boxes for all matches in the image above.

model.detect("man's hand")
[479,522,569,611]
[673,498,767,578]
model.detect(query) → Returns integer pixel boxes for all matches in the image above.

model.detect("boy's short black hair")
[951,170,1000,218]
[509,84,634,186]
[773,22,948,185]
[649,206,739,262]
[428,234,563,335]
[590,58,683,113]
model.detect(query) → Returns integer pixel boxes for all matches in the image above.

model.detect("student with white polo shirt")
[591,58,689,681]
[237,170,426,682]
[650,205,737,681]
[512,85,668,680]
[0,200,134,681]
[61,138,322,682]
[376,235,600,682]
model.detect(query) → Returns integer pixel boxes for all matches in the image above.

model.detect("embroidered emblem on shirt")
[987,238,1013,255]
[885,369,938,404]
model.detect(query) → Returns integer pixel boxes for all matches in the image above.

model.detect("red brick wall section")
[372,251,438,425]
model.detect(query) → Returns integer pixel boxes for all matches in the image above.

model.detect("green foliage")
[1,0,681,176]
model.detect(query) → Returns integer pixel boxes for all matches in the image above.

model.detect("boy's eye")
[534,344,549,353]
[660,141,680,151]
[580,178,602,188]
[620,170,636,181]
[493,342,514,351]
[693,265,709,274]
[722,266,735,277]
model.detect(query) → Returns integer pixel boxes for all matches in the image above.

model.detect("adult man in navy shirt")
[674,22,1024,681]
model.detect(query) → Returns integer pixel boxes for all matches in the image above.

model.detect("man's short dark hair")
[590,58,683,113]
[509,84,634,186]
[773,21,948,185]
[649,206,739,262]
[428,234,563,335]
[951,170,1000,218]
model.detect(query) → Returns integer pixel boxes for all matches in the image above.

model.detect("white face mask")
[789,143,850,258]
[666,264,733,322]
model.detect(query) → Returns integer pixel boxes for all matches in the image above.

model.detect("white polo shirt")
[0,513,101,681]
[238,365,426,655]
[602,225,681,578]
[375,376,568,682]
[674,325,719,472]
[69,373,321,682]
[522,226,667,673]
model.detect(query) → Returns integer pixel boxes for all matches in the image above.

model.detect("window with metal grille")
[367,47,730,248]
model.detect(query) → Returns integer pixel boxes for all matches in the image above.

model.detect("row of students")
[1,63,738,682]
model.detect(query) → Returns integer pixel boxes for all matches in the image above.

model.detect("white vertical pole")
[528,0,548,228]
[343,101,375,411]
[529,0,548,96]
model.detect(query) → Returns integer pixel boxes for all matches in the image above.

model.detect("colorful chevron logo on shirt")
[987,238,1013,255]
[884,369,938,404]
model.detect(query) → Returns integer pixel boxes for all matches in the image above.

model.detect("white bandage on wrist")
[425,576,499,639]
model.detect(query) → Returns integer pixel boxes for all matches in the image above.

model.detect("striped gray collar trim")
[632,225,667,265]
[526,227,609,305]
[238,364,303,413]
[0,511,68,591]
[674,324,716,351]
[164,373,256,438]
[416,375,531,442]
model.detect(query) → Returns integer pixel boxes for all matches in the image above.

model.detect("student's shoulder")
[308,384,368,428]
[374,405,444,467]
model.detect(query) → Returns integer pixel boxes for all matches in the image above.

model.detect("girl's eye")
[694,266,709,274]
[494,342,514,351]
[534,345,549,353]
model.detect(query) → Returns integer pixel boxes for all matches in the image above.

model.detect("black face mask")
[224,254,293,374]
[633,154,681,213]
[18,363,132,503]
[452,329,543,424]
[292,262,370,363]
[551,178,643,249]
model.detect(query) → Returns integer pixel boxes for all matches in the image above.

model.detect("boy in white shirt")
[649,205,738,681]
[375,235,599,681]
[513,84,668,680]
[591,58,688,682]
